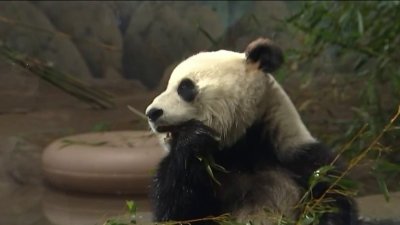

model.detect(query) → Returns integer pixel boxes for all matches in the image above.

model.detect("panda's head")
[146,38,286,149]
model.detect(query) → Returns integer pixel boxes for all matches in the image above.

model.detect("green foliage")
[308,165,335,189]
[126,200,137,224]
[372,159,400,201]
[197,153,230,186]
[103,201,138,225]
[285,1,400,197]
[287,1,400,60]
[92,122,111,132]
[286,1,400,134]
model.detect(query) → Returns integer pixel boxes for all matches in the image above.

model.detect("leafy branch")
[0,44,115,109]
[296,105,400,225]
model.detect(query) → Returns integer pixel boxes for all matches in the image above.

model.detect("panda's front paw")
[177,120,219,138]
[171,120,220,155]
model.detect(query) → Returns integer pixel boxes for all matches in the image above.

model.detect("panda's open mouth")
[156,125,177,133]
[154,119,198,140]
[155,125,178,143]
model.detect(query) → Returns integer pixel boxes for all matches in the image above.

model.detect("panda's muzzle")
[145,107,174,134]
[146,108,164,122]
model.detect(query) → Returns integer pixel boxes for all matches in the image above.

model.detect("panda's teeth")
[164,132,172,143]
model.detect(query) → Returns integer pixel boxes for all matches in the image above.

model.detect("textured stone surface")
[0,1,92,80]
[34,1,123,80]
[123,1,224,88]
[0,60,39,113]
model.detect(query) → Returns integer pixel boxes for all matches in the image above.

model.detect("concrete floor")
[1,183,399,225]
[357,192,400,221]
[0,129,399,225]
[0,182,152,225]
[1,122,399,225]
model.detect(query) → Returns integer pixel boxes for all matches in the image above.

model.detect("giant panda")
[145,38,359,225]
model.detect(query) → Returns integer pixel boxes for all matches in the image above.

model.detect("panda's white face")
[146,50,272,148]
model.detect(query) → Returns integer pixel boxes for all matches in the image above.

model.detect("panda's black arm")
[151,120,222,224]
[281,142,335,184]
[281,142,359,225]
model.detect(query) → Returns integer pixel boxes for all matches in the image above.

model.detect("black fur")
[151,120,222,224]
[281,143,359,225]
[214,121,279,173]
[245,38,284,73]
[151,120,359,225]
[177,78,198,102]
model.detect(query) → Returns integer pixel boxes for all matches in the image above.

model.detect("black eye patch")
[177,78,197,102]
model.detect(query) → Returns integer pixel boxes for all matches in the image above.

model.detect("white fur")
[261,78,316,159]
[146,49,316,155]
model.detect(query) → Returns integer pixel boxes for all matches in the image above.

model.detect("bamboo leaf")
[0,46,114,109]
[198,155,223,186]
[308,165,335,188]
[206,163,221,186]
[197,25,217,46]
[92,122,111,132]
[207,154,230,173]
[353,57,368,71]
[126,200,137,224]
[356,10,364,35]
[335,177,359,190]
[374,160,400,173]
[376,175,390,202]
[300,212,317,225]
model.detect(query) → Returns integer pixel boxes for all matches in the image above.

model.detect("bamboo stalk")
[0,45,115,109]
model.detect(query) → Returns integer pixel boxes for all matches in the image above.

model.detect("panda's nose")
[146,108,164,122]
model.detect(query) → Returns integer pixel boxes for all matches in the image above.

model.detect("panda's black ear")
[245,38,284,73]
